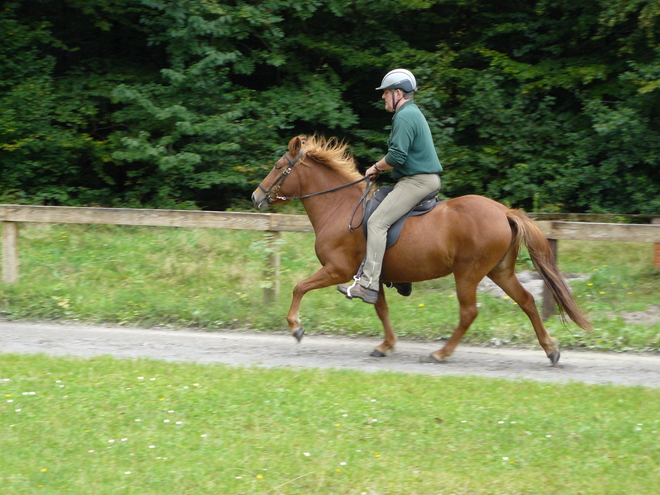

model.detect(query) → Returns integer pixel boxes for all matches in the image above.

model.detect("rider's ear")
[289,135,303,154]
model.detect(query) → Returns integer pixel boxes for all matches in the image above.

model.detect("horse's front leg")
[371,283,397,357]
[287,265,348,342]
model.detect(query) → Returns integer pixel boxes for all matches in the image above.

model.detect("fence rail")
[1,204,659,316]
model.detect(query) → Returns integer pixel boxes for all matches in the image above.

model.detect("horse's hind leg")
[426,274,480,363]
[371,283,396,357]
[487,268,560,365]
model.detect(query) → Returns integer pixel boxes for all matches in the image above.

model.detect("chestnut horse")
[252,135,591,365]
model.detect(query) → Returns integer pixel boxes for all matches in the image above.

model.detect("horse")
[251,135,591,365]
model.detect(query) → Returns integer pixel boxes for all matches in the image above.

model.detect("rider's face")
[382,89,394,112]
[382,89,403,112]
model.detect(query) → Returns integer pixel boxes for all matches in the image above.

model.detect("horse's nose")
[251,190,268,210]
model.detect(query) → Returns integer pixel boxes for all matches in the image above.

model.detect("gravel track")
[1,320,659,388]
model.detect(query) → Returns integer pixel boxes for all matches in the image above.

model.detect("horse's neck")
[298,168,364,232]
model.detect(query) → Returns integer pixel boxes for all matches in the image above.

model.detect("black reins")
[258,149,374,230]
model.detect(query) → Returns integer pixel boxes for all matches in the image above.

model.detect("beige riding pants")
[360,173,441,290]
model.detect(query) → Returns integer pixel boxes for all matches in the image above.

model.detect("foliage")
[0,0,659,212]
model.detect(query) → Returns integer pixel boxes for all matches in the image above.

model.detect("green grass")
[1,353,659,494]
[0,223,659,352]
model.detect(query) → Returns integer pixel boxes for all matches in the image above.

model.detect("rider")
[338,68,443,304]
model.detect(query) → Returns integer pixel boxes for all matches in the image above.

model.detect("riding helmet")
[376,69,417,93]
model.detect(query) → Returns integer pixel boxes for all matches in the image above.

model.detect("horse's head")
[251,136,306,210]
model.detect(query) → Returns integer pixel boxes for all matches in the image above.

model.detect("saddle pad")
[363,186,440,248]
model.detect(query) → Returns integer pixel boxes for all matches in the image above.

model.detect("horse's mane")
[300,135,363,183]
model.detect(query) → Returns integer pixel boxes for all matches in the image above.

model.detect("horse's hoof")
[420,354,444,364]
[293,328,305,343]
[370,349,387,358]
[548,350,560,366]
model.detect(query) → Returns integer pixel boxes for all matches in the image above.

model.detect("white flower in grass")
[303,453,311,457]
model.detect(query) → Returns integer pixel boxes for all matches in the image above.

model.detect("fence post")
[263,231,281,303]
[2,221,19,284]
[653,218,660,269]
[542,238,558,321]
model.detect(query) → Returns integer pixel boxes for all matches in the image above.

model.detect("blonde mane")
[299,135,363,183]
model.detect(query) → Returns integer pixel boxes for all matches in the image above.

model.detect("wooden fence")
[1,204,659,317]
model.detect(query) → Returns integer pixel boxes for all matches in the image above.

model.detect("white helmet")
[376,68,417,93]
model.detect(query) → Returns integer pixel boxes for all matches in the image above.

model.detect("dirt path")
[1,320,659,388]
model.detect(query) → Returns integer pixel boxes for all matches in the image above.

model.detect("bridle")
[256,149,306,208]
[256,149,372,210]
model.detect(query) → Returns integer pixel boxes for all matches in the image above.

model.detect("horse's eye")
[274,164,283,170]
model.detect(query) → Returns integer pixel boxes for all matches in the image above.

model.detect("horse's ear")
[288,136,303,153]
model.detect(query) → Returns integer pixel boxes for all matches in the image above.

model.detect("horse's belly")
[380,248,454,282]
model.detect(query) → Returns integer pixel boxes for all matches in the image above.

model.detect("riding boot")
[385,282,413,297]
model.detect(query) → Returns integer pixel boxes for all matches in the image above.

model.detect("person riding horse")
[338,69,443,304]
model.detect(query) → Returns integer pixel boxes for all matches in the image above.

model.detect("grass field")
[0,223,658,352]
[1,353,659,494]
[1,225,659,494]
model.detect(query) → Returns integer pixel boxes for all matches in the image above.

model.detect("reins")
[348,177,374,232]
[275,176,370,202]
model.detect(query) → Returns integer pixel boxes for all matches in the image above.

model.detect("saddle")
[360,186,440,297]
[363,185,440,248]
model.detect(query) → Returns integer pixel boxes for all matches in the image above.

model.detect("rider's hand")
[366,164,381,177]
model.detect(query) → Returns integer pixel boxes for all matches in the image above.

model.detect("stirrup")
[346,276,360,298]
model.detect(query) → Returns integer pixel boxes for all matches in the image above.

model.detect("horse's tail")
[506,209,592,331]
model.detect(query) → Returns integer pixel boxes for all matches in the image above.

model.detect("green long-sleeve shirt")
[384,100,443,180]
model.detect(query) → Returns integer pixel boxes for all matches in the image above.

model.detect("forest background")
[1,0,659,214]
